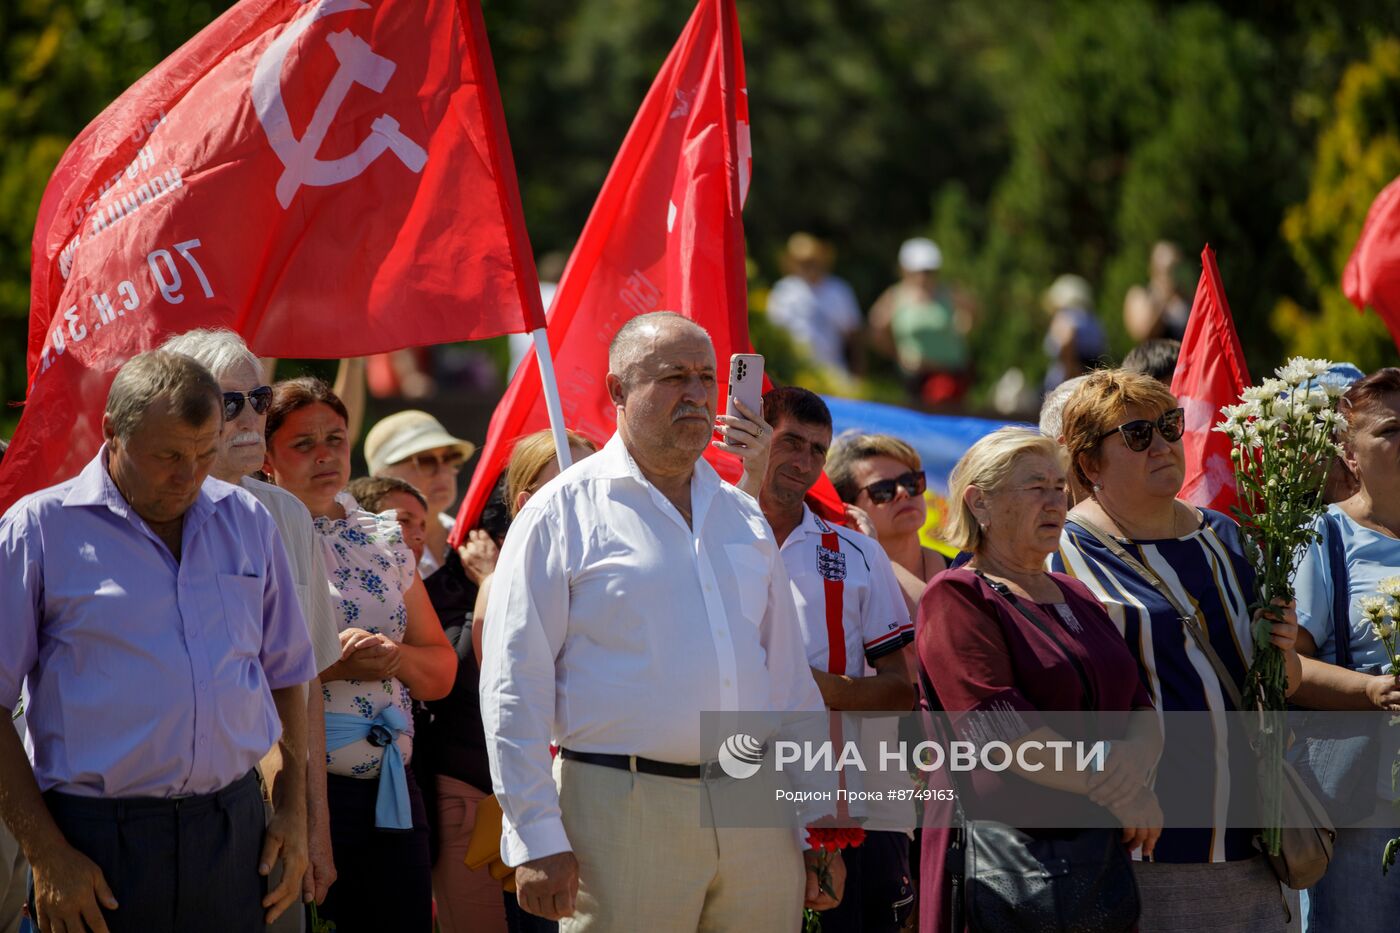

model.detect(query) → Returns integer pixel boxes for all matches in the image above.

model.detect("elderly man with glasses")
[364,411,486,581]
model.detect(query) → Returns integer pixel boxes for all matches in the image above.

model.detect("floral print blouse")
[314,492,417,778]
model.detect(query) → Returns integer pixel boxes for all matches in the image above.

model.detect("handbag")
[920,572,1141,933]
[1286,511,1382,824]
[1071,516,1336,889]
[464,793,517,892]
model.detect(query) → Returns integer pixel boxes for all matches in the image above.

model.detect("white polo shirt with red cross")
[778,506,916,832]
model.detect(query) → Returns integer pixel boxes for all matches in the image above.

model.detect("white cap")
[1044,274,1094,312]
[364,410,476,475]
[898,238,942,272]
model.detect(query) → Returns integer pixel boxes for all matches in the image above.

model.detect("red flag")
[0,0,541,512]
[1170,245,1251,516]
[1343,175,1400,347]
[454,0,842,539]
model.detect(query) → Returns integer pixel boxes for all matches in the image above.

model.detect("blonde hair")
[1060,369,1178,487]
[944,427,1068,552]
[505,429,598,516]
[825,433,923,502]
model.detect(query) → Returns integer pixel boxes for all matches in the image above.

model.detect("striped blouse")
[1051,508,1259,864]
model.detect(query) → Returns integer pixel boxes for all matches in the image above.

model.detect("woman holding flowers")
[1053,369,1301,932]
[1289,367,1400,930]
[919,427,1162,932]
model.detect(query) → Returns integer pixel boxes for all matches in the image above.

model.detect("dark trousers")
[504,890,558,933]
[317,767,431,933]
[811,830,915,933]
[32,770,265,933]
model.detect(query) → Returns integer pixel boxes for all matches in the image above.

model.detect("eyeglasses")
[222,386,273,421]
[402,450,465,475]
[858,470,926,505]
[1098,408,1185,452]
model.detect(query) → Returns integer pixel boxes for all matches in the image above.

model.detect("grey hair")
[944,427,1068,552]
[105,350,222,441]
[607,311,710,384]
[160,327,262,380]
[1038,374,1089,439]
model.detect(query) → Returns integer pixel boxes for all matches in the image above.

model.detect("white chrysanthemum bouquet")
[1215,357,1346,854]
[1358,581,1400,874]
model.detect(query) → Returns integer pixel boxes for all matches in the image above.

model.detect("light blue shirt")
[0,448,317,798]
[1295,505,1399,673]
[1294,503,1400,799]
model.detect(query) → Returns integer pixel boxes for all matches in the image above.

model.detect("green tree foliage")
[0,0,228,432]
[1,0,1398,433]
[942,1,1315,392]
[1273,38,1400,371]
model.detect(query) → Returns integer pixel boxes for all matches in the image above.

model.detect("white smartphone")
[726,353,765,419]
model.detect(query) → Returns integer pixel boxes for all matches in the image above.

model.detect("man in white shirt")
[758,386,918,932]
[481,312,843,930]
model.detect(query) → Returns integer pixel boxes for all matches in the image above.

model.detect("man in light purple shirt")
[0,351,316,933]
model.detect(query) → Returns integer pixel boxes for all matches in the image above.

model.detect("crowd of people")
[760,232,1193,412]
[1,306,1398,933]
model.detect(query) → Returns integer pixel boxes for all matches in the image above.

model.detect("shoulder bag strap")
[1070,515,1248,711]
[915,656,972,830]
[1321,511,1353,669]
[971,570,1097,708]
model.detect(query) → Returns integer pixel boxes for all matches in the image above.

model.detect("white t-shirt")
[778,507,916,832]
[766,275,862,372]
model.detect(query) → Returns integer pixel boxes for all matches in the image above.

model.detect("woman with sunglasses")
[827,433,948,614]
[1053,369,1302,932]
[264,377,457,933]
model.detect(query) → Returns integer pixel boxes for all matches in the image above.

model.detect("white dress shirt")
[481,434,826,865]
[778,506,916,832]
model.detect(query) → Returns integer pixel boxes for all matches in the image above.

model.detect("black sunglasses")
[222,385,273,421]
[859,470,926,505]
[1098,407,1185,452]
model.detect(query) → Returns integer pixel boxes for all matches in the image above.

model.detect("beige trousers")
[433,775,508,933]
[556,757,804,933]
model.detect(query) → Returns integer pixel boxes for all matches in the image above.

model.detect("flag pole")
[531,328,573,471]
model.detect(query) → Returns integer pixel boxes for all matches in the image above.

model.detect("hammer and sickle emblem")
[252,0,428,208]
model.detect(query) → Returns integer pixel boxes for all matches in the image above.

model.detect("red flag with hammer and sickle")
[0,0,542,512]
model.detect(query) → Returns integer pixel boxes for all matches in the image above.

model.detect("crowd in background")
[340,233,1193,425]
[1,260,1398,933]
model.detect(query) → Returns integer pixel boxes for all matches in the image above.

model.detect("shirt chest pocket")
[723,543,769,626]
[216,573,264,657]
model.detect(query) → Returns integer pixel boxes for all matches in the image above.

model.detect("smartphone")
[726,353,765,419]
